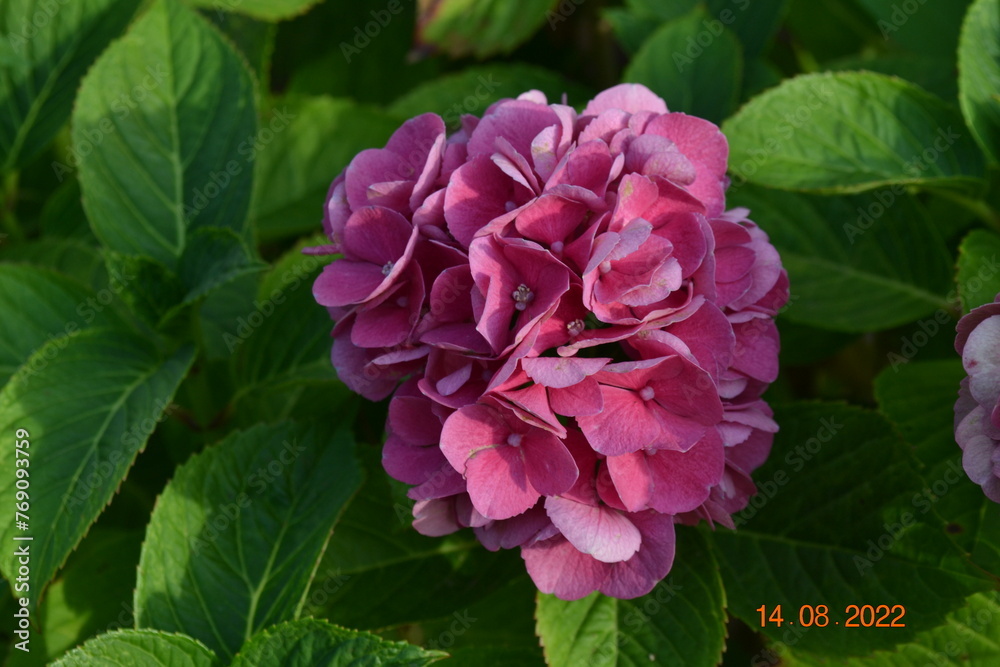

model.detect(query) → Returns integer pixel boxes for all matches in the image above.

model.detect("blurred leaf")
[956,229,1000,313]
[231,619,445,667]
[388,63,594,120]
[782,592,1000,667]
[252,96,399,242]
[729,184,953,332]
[711,403,992,658]
[777,318,856,366]
[624,8,743,124]
[724,72,986,193]
[856,0,973,60]
[0,0,140,170]
[7,529,142,666]
[134,421,362,659]
[38,179,95,241]
[188,0,320,22]
[174,227,263,307]
[417,0,556,59]
[536,529,726,667]
[0,330,194,607]
[741,57,782,101]
[875,360,1000,576]
[784,0,880,63]
[74,0,256,268]
[51,629,218,667]
[958,0,1000,164]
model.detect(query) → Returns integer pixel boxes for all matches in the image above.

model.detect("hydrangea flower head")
[955,295,1000,502]
[311,84,788,600]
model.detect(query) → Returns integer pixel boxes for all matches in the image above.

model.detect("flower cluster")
[955,295,1000,503]
[310,84,788,599]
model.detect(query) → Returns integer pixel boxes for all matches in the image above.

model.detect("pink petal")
[545,496,642,563]
[522,536,612,600]
[582,83,668,115]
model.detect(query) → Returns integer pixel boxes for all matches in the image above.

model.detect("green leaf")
[535,528,726,667]
[189,0,319,21]
[956,229,1000,313]
[875,360,1000,576]
[0,0,140,170]
[307,447,525,630]
[6,528,142,666]
[252,97,399,242]
[73,0,256,268]
[712,403,992,658]
[0,330,195,606]
[231,618,445,667]
[729,184,954,332]
[133,421,362,659]
[228,237,343,423]
[624,8,743,124]
[708,0,787,60]
[175,227,263,306]
[827,53,959,101]
[417,0,556,59]
[959,0,1000,163]
[782,592,1000,667]
[0,238,107,291]
[0,264,119,385]
[388,64,594,121]
[723,72,987,193]
[51,629,218,667]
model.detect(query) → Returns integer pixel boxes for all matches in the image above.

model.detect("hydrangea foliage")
[311,84,788,599]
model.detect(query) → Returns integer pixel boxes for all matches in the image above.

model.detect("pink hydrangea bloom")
[311,84,789,600]
[955,296,1000,502]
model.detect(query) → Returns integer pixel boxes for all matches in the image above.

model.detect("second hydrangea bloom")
[312,84,788,599]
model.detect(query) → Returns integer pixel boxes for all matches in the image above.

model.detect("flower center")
[566,319,585,337]
[551,241,564,254]
[511,284,535,311]
[599,260,612,274]
[396,296,409,308]
[639,386,655,401]
[507,433,523,447]
[381,261,395,276]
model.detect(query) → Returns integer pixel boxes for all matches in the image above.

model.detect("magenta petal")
[522,357,609,388]
[313,260,385,307]
[465,445,539,520]
[606,452,653,512]
[545,496,641,563]
[549,378,604,417]
[522,432,579,496]
[578,386,661,456]
[583,83,668,115]
[412,499,461,537]
[522,536,611,600]
[599,511,676,599]
[646,429,726,514]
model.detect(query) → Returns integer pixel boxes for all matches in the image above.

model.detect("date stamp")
[13,428,32,653]
[757,604,906,628]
